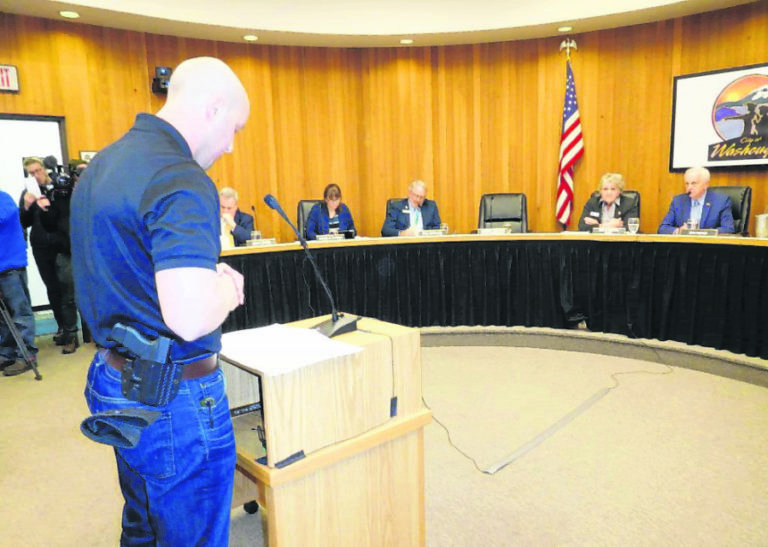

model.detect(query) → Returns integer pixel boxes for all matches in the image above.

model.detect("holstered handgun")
[107,323,183,407]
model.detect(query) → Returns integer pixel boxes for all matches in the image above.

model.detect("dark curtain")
[222,240,768,359]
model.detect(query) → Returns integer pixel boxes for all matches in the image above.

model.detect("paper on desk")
[221,323,362,376]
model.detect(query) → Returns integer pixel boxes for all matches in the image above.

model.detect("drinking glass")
[627,218,639,234]
[685,218,699,230]
[250,230,261,240]
[440,223,449,234]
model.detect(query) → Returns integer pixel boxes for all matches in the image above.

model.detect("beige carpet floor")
[1,336,766,546]
[422,346,768,546]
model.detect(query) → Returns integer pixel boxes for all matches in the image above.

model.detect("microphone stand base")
[315,314,359,338]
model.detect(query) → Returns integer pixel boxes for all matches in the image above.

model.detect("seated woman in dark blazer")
[577,172,638,232]
[306,183,357,240]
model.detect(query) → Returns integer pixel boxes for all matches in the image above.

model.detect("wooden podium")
[220,315,431,547]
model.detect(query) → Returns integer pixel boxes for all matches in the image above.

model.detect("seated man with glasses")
[381,179,442,237]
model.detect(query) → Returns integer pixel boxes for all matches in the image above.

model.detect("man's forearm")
[156,266,242,342]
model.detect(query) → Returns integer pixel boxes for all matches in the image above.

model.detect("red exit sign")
[0,65,20,93]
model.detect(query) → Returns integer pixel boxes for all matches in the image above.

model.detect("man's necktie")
[691,200,702,224]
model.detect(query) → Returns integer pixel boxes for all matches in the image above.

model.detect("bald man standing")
[71,57,250,545]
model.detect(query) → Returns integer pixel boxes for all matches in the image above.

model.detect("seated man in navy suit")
[658,167,734,235]
[219,187,254,246]
[381,180,442,237]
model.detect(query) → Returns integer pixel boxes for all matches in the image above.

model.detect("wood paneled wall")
[1,3,766,241]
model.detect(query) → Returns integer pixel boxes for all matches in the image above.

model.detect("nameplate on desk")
[418,229,448,237]
[476,227,509,236]
[246,238,277,247]
[591,227,627,235]
[680,228,718,237]
[316,233,346,241]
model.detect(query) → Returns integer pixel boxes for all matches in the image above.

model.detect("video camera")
[42,155,75,201]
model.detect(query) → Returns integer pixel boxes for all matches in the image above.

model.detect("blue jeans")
[84,351,236,546]
[0,268,37,361]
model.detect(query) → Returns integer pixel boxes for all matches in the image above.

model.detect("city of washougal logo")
[709,74,768,161]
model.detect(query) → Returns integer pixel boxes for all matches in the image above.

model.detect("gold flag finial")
[559,38,577,60]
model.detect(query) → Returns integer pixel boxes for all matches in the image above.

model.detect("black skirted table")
[220,234,768,359]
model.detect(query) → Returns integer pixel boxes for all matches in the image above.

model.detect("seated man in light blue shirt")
[381,179,442,237]
[657,167,734,235]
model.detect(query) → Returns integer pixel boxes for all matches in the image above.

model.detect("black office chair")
[477,193,528,232]
[385,198,402,215]
[709,185,752,236]
[296,199,321,240]
[589,189,641,219]
[382,198,403,224]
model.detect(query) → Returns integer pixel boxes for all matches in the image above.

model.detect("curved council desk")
[221,233,768,359]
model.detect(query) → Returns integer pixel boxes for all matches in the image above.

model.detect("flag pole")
[555,37,584,229]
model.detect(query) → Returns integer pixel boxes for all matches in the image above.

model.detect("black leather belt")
[103,349,217,380]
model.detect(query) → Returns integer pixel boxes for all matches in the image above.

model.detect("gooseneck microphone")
[263,193,305,245]
[263,194,358,338]
[250,204,260,233]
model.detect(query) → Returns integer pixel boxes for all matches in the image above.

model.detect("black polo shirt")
[71,114,221,362]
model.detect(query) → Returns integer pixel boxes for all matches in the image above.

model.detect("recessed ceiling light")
[558,26,573,33]
[243,34,258,42]
[59,10,80,19]
[400,38,414,45]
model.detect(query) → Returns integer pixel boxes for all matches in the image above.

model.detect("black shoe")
[53,330,66,346]
[0,358,16,371]
[62,336,79,355]
[3,357,35,377]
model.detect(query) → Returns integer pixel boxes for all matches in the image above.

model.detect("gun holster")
[121,358,185,407]
[108,323,181,407]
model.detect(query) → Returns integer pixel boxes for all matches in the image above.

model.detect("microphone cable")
[422,325,674,475]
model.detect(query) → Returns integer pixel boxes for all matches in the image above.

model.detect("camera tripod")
[0,292,42,381]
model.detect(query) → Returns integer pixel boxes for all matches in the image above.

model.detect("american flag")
[555,60,584,226]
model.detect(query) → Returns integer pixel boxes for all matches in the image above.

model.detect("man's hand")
[216,262,244,307]
[400,226,417,236]
[583,217,598,226]
[23,192,37,210]
[221,213,236,232]
[36,197,51,211]
[602,218,623,228]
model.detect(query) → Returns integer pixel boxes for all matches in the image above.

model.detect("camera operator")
[68,159,89,183]
[19,156,79,354]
